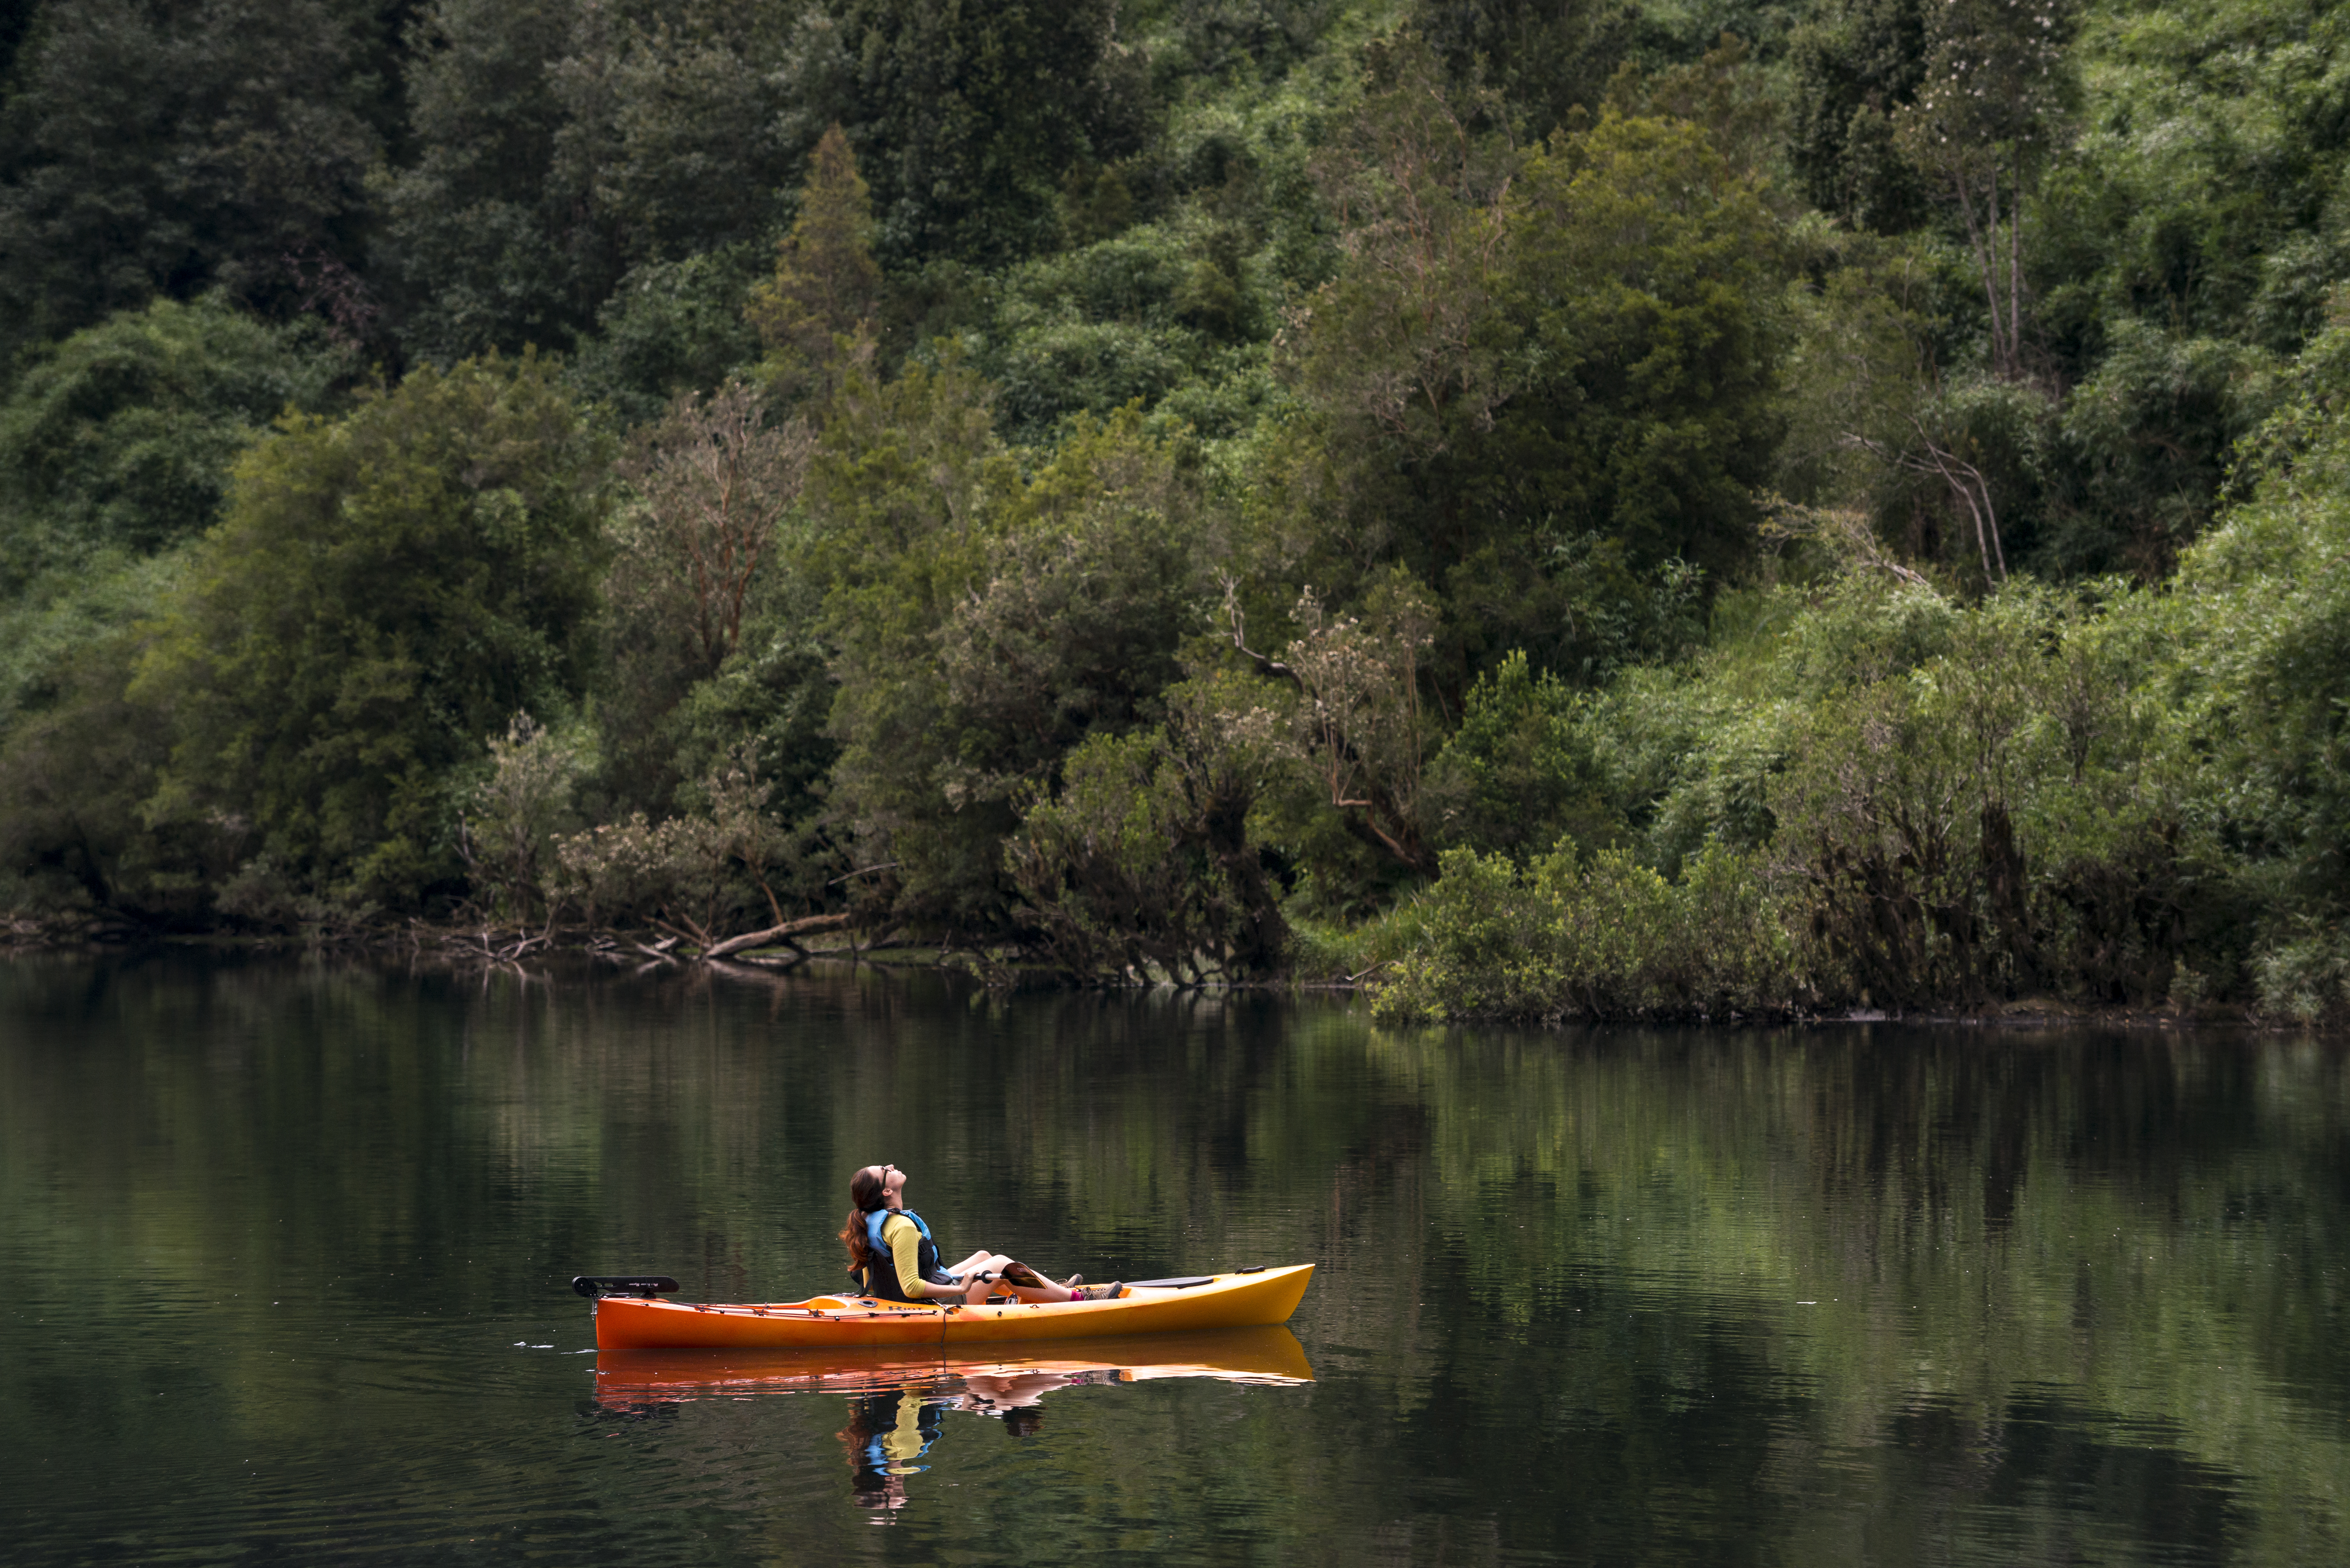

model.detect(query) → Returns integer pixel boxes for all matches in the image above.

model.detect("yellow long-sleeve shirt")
[877,1211,931,1297]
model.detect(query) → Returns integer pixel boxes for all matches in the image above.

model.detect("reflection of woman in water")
[842,1164,1117,1305]
[840,1383,949,1513]
[837,1366,1129,1509]
[840,1369,1103,1509]
[955,1368,1113,1437]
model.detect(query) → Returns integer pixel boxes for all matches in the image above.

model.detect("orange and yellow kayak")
[589,1264,1315,1351]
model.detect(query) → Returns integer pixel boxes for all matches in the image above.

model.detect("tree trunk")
[701,910,853,960]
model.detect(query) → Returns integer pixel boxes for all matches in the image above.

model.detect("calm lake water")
[3,952,2346,1565]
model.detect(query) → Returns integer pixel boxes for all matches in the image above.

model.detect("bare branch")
[618,382,815,675]
[702,911,853,961]
[1221,577,1300,685]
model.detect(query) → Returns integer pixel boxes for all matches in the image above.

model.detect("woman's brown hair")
[840,1166,887,1273]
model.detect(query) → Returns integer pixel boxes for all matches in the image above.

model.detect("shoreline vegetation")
[0,933,2273,1040]
[4,1,2349,1029]
[0,919,2298,1035]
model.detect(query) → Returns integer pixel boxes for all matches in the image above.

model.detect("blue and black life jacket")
[856,1206,954,1301]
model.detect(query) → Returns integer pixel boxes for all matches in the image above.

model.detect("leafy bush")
[0,297,341,589]
[457,713,591,923]
[568,250,764,428]
[814,383,1206,934]
[2255,922,2350,1027]
[990,320,1200,444]
[1371,840,1806,1023]
[1427,651,1624,861]
[0,628,202,923]
[554,748,802,944]
[1001,227,1189,327]
[134,352,610,908]
[1004,687,1286,985]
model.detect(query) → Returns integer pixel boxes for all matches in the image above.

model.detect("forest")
[0,0,2344,1023]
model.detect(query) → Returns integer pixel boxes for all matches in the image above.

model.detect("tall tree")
[746,124,882,391]
[134,352,610,906]
[1286,77,1782,666]
[1287,33,1520,466]
[379,0,794,365]
[1787,0,1930,232]
[0,297,342,591]
[550,5,792,272]
[1491,111,1784,574]
[613,380,815,680]
[1892,0,2073,379]
[0,0,390,358]
[779,0,1147,266]
[1415,0,1638,142]
[371,0,597,363]
[810,370,1204,935]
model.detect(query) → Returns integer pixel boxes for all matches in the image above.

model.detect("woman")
[841,1163,1118,1305]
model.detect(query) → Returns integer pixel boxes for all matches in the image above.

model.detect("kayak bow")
[588,1264,1315,1350]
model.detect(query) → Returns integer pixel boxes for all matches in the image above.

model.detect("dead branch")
[701,910,854,960]
[1221,577,1299,685]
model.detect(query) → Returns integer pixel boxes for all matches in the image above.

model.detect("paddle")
[573,1275,680,1299]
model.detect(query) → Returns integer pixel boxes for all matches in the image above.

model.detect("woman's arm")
[887,1218,966,1300]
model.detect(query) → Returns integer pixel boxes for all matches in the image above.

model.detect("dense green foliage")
[1367,310,2350,1022]
[0,297,340,586]
[0,0,394,358]
[134,353,610,910]
[0,0,2343,1019]
[0,298,345,863]
[785,0,1147,267]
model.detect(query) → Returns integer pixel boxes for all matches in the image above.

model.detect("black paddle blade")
[572,1275,680,1299]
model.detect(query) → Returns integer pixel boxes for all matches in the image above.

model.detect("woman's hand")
[916,1272,992,1303]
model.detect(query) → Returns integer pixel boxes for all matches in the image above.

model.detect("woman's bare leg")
[943,1250,1008,1304]
[959,1252,1074,1304]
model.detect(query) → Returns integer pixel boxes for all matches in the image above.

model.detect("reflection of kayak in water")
[586,1264,1315,1350]
[591,1324,1314,1406]
[591,1326,1316,1519]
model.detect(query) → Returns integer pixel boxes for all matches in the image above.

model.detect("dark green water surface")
[4,953,2347,1564]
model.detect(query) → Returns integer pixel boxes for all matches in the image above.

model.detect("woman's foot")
[1073,1282,1122,1301]
[1061,1273,1082,1290]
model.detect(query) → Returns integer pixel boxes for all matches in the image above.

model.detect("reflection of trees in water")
[1355,1024,2350,1563]
[10,957,2350,1557]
